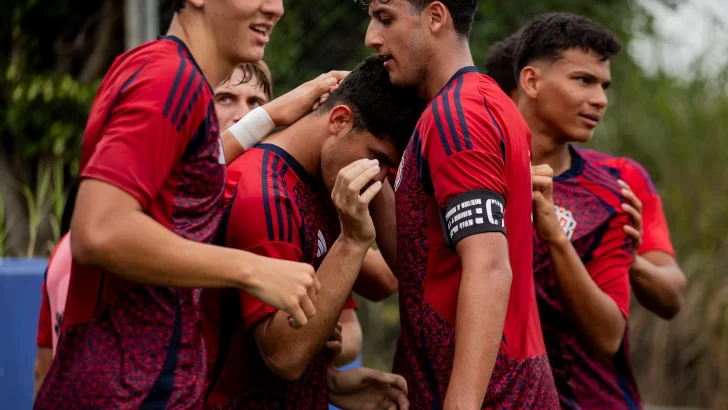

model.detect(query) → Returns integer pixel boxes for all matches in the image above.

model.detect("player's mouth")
[250,23,272,44]
[579,113,600,128]
[381,55,394,69]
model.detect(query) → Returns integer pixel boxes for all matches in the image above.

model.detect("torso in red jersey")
[394,67,558,409]
[35,36,224,410]
[534,146,638,410]
[202,144,356,410]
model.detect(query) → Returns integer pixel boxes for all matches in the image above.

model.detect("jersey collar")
[256,143,318,187]
[158,35,213,92]
[435,66,480,98]
[554,144,585,181]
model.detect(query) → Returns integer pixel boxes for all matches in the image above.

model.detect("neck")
[166,14,233,87]
[420,40,474,100]
[520,103,572,175]
[264,116,328,177]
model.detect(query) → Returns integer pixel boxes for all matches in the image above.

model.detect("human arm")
[221,71,349,164]
[353,248,398,301]
[532,165,629,359]
[445,233,512,410]
[253,159,382,381]
[369,178,398,274]
[618,179,686,319]
[330,309,363,367]
[34,347,52,399]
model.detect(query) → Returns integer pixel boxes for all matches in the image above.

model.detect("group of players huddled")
[33,1,686,409]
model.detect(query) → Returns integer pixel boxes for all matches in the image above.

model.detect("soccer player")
[361,1,559,408]
[34,1,346,408]
[515,12,642,408]
[33,234,71,398]
[484,24,686,321]
[202,56,422,409]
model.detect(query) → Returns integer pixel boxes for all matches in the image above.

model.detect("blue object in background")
[328,355,363,410]
[0,258,48,410]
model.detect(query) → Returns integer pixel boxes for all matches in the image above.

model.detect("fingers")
[531,164,554,178]
[618,180,642,212]
[333,159,373,194]
[287,307,307,329]
[326,70,350,83]
[326,340,342,351]
[532,175,552,192]
[313,274,322,294]
[384,385,409,410]
[624,225,642,246]
[621,203,643,230]
[348,164,381,194]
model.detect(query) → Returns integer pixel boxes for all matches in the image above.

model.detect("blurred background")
[0,0,726,408]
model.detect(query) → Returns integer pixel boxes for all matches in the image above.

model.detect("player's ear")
[425,2,448,35]
[328,105,354,138]
[519,65,541,100]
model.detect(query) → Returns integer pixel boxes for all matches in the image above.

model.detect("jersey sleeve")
[585,212,634,319]
[37,279,53,348]
[424,85,508,247]
[618,159,675,256]
[82,61,211,210]
[224,165,304,329]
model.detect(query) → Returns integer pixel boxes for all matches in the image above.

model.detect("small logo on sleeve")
[555,205,577,240]
[316,230,328,258]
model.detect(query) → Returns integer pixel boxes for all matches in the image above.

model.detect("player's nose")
[262,0,284,20]
[364,22,382,49]
[589,88,608,110]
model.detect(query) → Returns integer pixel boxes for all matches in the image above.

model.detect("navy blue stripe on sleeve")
[163,52,187,117]
[177,78,205,132]
[441,83,463,153]
[171,66,199,127]
[262,152,275,241]
[279,163,294,244]
[481,95,507,164]
[271,156,286,242]
[431,97,453,156]
[453,78,473,150]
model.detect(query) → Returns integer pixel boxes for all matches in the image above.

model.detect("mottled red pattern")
[534,147,640,410]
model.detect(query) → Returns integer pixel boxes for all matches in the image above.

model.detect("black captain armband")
[439,190,506,249]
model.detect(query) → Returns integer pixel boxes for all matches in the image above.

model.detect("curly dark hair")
[484,30,520,95]
[355,0,477,37]
[514,12,622,75]
[316,55,426,154]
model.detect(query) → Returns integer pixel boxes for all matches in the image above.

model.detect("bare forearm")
[259,238,368,378]
[369,181,397,272]
[447,268,511,408]
[72,210,255,289]
[630,254,685,319]
[34,347,52,398]
[221,130,246,165]
[547,237,626,358]
[333,315,363,367]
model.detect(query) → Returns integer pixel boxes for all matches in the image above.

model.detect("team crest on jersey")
[394,151,406,192]
[554,205,577,240]
[315,230,328,258]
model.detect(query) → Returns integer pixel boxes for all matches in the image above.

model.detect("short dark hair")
[514,12,622,76]
[173,0,185,12]
[484,30,520,95]
[356,0,477,37]
[317,55,426,153]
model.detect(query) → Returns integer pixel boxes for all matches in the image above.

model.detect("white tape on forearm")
[228,107,275,150]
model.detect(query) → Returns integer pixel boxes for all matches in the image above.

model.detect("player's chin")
[567,128,595,143]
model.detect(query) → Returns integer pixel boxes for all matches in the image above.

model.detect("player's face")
[365,0,431,87]
[214,68,270,131]
[535,48,611,143]
[321,130,399,193]
[205,0,284,63]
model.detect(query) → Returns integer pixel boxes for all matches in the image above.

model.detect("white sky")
[631,0,728,78]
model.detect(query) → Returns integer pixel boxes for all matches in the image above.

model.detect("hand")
[245,255,321,329]
[263,71,349,126]
[328,367,409,410]
[532,165,565,244]
[312,81,342,111]
[332,159,382,248]
[326,322,344,361]
[618,179,643,256]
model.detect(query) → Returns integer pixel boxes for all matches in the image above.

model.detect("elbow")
[70,219,109,266]
[658,293,684,320]
[586,336,622,361]
[262,351,308,382]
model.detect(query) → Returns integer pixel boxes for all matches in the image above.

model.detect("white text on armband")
[440,190,506,248]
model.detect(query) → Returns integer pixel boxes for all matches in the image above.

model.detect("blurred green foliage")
[1,0,726,408]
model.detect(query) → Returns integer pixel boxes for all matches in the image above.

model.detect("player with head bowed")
[34,1,347,408]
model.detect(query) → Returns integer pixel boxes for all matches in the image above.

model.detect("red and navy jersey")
[202,143,356,410]
[579,148,675,257]
[534,146,638,410]
[35,36,224,410]
[394,66,558,409]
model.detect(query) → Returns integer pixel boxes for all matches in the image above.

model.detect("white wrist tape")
[228,107,275,150]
